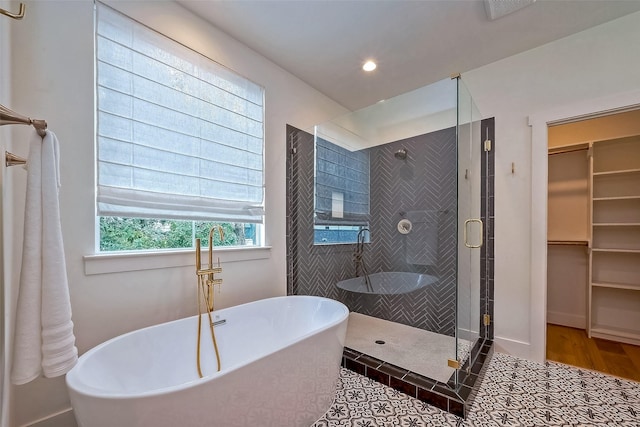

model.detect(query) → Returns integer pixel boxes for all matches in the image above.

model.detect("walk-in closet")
[546,109,640,378]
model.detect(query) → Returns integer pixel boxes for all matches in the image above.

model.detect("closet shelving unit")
[589,135,640,345]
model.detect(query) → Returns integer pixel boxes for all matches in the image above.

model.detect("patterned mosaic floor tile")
[314,352,639,426]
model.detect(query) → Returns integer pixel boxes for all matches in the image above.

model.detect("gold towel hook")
[0,3,25,20]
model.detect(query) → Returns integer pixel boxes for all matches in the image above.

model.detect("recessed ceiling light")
[362,60,377,72]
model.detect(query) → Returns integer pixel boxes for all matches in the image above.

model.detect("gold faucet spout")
[207,225,224,275]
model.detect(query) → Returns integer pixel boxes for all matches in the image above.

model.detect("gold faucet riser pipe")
[207,227,213,312]
[195,238,201,272]
[208,230,213,272]
[207,283,214,312]
[196,278,204,378]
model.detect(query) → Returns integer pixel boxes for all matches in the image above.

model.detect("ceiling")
[177,0,640,112]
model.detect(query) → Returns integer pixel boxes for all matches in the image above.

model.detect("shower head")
[394,148,408,160]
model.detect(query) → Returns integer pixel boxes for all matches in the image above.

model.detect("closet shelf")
[591,281,640,291]
[547,240,589,246]
[593,168,640,176]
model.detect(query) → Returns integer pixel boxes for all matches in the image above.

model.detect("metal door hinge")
[484,139,492,152]
[483,314,491,326]
[289,134,296,155]
[448,359,461,369]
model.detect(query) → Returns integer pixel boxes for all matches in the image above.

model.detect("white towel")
[11,130,77,385]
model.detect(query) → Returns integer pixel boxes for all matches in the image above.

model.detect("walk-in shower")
[286,76,494,418]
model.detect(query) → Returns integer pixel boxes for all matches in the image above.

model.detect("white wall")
[463,10,640,360]
[1,2,13,425]
[4,1,347,425]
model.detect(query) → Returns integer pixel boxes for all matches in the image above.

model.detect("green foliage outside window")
[99,217,252,252]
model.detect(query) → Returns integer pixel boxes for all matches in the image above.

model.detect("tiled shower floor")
[314,352,640,426]
[345,313,470,383]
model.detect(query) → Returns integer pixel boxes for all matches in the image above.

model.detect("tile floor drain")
[375,340,385,345]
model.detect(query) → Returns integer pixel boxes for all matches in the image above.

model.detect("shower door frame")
[454,76,483,378]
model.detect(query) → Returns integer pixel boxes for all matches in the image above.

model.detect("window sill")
[83,246,272,275]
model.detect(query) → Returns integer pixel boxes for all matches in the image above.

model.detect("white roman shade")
[96,4,265,223]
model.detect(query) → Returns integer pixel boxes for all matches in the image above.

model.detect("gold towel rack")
[0,3,25,20]
[1,103,47,167]
[1,104,47,136]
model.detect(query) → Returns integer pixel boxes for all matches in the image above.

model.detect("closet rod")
[0,103,47,137]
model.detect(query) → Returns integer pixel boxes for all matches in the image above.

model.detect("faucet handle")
[198,267,222,275]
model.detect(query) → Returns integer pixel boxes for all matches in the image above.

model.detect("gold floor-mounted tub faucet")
[195,225,224,312]
[194,225,224,377]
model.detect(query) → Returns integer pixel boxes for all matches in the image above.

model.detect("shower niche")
[286,76,494,418]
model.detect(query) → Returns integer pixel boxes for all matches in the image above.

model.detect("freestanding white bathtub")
[66,296,349,427]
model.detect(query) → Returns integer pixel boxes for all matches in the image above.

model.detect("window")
[313,136,370,244]
[99,218,259,251]
[95,3,264,252]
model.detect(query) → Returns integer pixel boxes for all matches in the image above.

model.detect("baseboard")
[547,311,586,329]
[457,327,481,342]
[21,408,77,427]
[493,336,533,361]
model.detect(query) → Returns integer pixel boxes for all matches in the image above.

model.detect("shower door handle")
[463,219,483,248]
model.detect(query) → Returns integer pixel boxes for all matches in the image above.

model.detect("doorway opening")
[546,108,640,382]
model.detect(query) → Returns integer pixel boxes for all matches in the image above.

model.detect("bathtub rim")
[65,295,348,400]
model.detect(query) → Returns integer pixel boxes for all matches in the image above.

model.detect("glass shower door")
[455,77,482,379]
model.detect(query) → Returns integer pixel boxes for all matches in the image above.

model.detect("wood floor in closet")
[547,323,640,382]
